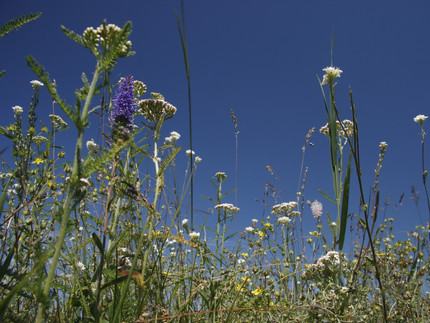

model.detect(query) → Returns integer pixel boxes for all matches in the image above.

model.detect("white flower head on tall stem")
[322,66,343,85]
[186,149,195,157]
[311,200,323,219]
[30,80,44,89]
[12,106,23,115]
[414,114,428,127]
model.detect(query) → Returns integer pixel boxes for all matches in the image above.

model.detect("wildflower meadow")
[1,8,430,323]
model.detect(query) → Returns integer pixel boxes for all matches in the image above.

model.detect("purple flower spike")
[110,75,136,140]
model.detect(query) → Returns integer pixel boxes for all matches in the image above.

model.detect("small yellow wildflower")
[241,277,250,283]
[251,288,263,296]
[29,126,35,133]
[309,231,321,237]
[32,158,44,165]
[241,253,249,258]
[269,301,275,307]
[237,285,246,292]
[41,126,48,133]
[6,125,15,131]
[258,231,265,238]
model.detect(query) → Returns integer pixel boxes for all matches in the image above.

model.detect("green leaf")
[26,56,78,127]
[92,233,104,253]
[0,70,5,79]
[61,25,86,47]
[82,140,129,178]
[0,177,11,217]
[157,147,181,177]
[338,152,352,251]
[0,248,14,283]
[0,12,41,38]
[318,189,336,203]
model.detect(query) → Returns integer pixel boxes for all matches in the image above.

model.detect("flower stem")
[35,66,100,323]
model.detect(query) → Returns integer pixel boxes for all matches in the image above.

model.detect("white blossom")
[278,216,291,224]
[12,106,23,115]
[30,80,44,89]
[414,114,428,126]
[321,66,343,85]
[311,200,323,219]
[76,261,86,271]
[215,203,240,213]
[189,231,200,240]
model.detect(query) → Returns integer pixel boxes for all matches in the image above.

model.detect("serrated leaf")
[157,147,181,177]
[61,25,86,47]
[0,12,41,38]
[26,56,78,127]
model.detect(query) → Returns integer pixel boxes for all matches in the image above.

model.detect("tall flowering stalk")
[319,66,352,251]
[29,21,134,323]
[109,75,136,142]
[414,114,430,240]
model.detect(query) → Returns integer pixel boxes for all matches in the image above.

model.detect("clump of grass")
[0,17,429,323]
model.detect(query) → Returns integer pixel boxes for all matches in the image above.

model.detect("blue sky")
[1,0,429,246]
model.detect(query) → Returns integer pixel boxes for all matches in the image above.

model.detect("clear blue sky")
[1,0,429,246]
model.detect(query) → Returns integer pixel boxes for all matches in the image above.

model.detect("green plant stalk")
[35,67,100,323]
[108,147,131,241]
[114,123,164,321]
[419,127,430,241]
[335,90,388,322]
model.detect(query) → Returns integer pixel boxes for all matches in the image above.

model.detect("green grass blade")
[338,152,352,251]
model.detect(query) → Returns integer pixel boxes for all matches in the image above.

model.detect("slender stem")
[35,67,100,323]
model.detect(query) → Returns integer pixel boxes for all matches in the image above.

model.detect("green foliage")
[0,12,41,38]
[1,17,430,323]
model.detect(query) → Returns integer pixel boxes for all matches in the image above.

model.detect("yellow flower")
[32,158,44,165]
[29,126,35,133]
[241,277,250,282]
[309,231,321,237]
[41,126,48,133]
[6,125,15,131]
[258,231,265,238]
[251,288,263,296]
[269,301,275,307]
[241,253,249,258]
[237,284,247,292]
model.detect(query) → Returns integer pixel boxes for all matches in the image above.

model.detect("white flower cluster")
[186,149,195,157]
[271,201,298,215]
[181,219,188,227]
[278,216,291,224]
[83,23,132,57]
[30,80,43,89]
[189,231,200,240]
[86,138,98,150]
[138,98,177,123]
[12,106,23,115]
[165,131,181,144]
[245,226,254,232]
[215,203,240,213]
[215,172,227,182]
[320,119,354,138]
[321,66,343,85]
[309,251,344,270]
[310,200,323,219]
[414,114,428,126]
[379,141,388,150]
